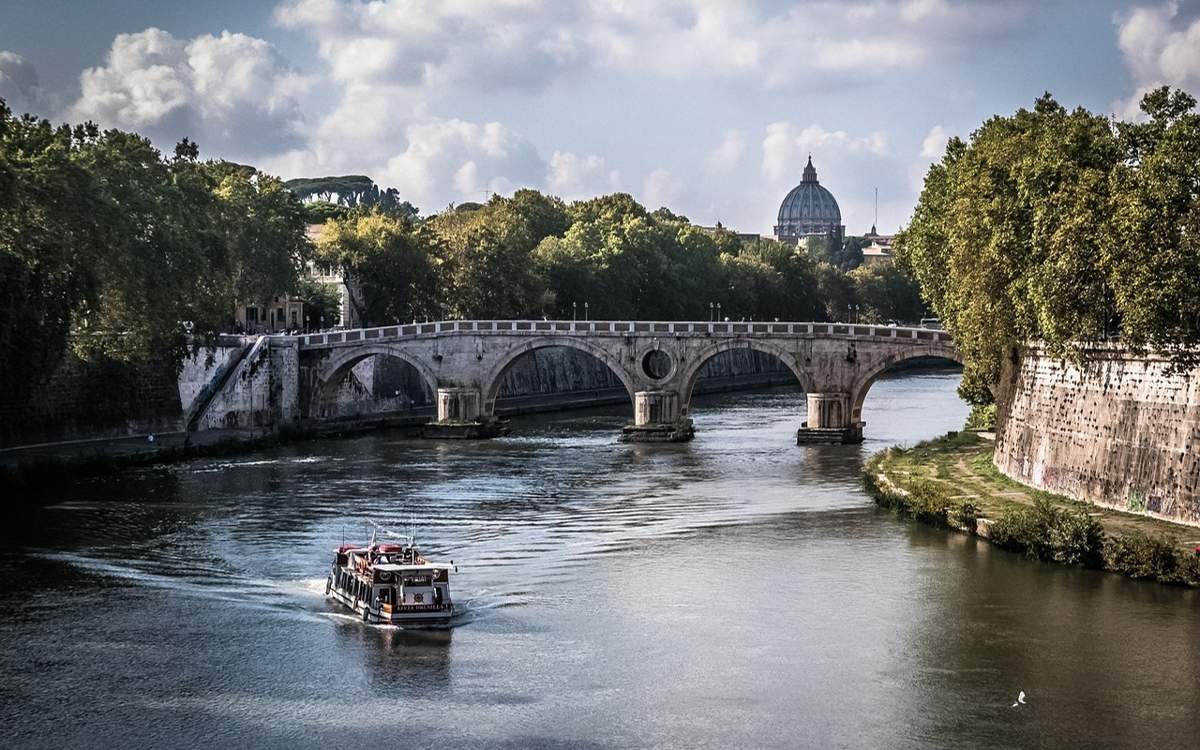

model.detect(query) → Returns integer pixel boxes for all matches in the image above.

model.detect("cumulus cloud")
[274,0,1040,94]
[705,130,747,174]
[920,125,952,159]
[546,150,619,200]
[1114,2,1200,118]
[68,28,309,159]
[762,123,888,182]
[379,118,545,210]
[0,51,42,114]
[643,168,682,210]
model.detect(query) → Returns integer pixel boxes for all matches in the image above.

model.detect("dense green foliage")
[897,88,1200,403]
[0,101,309,396]
[283,174,418,218]
[316,190,926,326]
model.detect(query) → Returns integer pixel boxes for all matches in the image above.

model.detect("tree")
[849,263,926,324]
[315,210,441,325]
[1109,88,1200,366]
[0,103,102,399]
[296,277,342,329]
[896,93,1120,403]
[430,199,545,319]
[205,160,309,326]
[69,129,220,361]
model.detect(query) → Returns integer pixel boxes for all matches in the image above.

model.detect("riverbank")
[864,432,1200,586]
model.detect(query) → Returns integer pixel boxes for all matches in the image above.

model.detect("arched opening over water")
[850,354,964,425]
[316,345,438,420]
[483,341,636,418]
[679,340,814,416]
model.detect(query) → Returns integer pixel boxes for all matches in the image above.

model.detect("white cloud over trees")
[1115,2,1200,118]
[0,51,42,114]
[67,28,309,159]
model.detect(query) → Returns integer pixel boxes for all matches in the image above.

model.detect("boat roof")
[373,563,451,572]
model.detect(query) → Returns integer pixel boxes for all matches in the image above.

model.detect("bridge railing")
[291,320,954,348]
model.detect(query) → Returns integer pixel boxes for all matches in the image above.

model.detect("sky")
[2,0,1199,236]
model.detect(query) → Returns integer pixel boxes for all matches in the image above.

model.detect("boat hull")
[326,582,454,627]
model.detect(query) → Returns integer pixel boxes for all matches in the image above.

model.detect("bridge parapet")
[286,320,954,351]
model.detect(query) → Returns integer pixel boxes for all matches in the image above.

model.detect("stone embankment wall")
[994,346,1200,526]
[0,351,187,448]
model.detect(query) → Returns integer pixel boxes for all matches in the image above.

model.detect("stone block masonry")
[994,345,1200,526]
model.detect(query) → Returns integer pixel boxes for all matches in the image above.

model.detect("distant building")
[697,223,762,244]
[236,295,306,333]
[861,225,896,266]
[774,156,845,245]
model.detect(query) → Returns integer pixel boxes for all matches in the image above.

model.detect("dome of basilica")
[774,156,844,243]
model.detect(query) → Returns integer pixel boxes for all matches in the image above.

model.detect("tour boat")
[326,531,455,626]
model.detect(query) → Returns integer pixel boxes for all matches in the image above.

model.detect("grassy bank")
[864,432,1200,587]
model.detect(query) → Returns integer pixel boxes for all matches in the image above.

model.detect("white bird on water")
[1012,691,1027,707]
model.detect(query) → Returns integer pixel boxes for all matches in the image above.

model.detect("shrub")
[1103,533,1194,584]
[904,479,955,526]
[964,403,997,431]
[1047,504,1106,567]
[989,499,1105,567]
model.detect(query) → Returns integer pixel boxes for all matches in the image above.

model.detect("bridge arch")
[677,339,816,414]
[848,346,963,424]
[482,336,638,414]
[316,343,441,398]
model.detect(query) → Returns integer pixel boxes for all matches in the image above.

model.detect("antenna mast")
[874,187,878,229]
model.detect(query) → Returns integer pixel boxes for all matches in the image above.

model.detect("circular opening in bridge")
[642,350,673,380]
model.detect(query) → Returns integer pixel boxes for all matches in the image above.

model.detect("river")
[1,370,1197,749]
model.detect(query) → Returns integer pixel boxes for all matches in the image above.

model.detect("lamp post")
[709,302,714,322]
[717,302,722,321]
[584,301,589,321]
[572,301,577,322]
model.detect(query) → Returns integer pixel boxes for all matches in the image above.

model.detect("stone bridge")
[289,319,959,444]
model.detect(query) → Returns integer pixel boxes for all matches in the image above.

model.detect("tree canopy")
[284,174,418,218]
[896,88,1200,403]
[0,98,311,396]
[314,190,916,327]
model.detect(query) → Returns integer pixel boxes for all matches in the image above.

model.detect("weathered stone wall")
[0,351,185,447]
[994,346,1200,526]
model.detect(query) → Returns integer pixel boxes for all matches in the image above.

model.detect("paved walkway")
[0,429,263,470]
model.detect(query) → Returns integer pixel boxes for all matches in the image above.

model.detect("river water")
[2,371,1197,749]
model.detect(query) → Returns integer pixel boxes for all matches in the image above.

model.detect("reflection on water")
[1,371,1197,749]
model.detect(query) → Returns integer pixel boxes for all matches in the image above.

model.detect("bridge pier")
[422,387,509,439]
[621,390,695,443]
[796,392,863,445]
